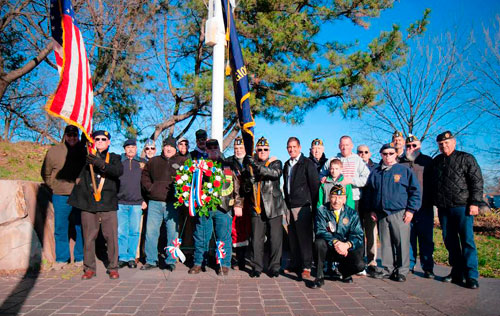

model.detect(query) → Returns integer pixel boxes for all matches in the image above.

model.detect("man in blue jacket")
[311,184,365,288]
[366,143,421,282]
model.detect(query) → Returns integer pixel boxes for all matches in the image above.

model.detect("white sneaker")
[356,269,367,276]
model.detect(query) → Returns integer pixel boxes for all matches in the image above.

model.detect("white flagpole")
[206,0,226,146]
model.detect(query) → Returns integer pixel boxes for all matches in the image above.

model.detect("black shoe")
[443,273,463,285]
[165,264,176,272]
[465,278,479,289]
[118,260,128,269]
[310,278,324,289]
[250,270,261,278]
[330,268,342,280]
[270,270,280,278]
[391,274,406,282]
[342,276,353,283]
[423,270,435,279]
[366,266,384,279]
[127,260,137,269]
[140,263,158,270]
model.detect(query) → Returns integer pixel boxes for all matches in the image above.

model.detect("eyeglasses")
[357,151,369,154]
[94,137,108,142]
[145,147,155,151]
[257,148,269,152]
[406,144,418,148]
[381,152,395,156]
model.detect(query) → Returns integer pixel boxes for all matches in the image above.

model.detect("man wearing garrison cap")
[399,134,435,278]
[226,136,252,270]
[309,138,328,173]
[392,131,406,162]
[310,184,365,288]
[69,130,123,280]
[244,136,287,278]
[431,131,483,289]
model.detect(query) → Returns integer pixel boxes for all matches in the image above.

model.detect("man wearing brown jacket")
[41,125,86,267]
[141,136,187,271]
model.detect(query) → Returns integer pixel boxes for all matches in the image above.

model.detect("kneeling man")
[312,184,365,288]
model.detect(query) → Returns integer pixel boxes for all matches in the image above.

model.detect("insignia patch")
[342,217,349,225]
[229,199,234,206]
[445,132,450,138]
[139,162,145,169]
[328,221,335,233]
[394,174,401,183]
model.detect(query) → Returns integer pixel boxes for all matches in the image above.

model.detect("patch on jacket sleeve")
[140,162,145,169]
[394,174,401,183]
[342,217,349,225]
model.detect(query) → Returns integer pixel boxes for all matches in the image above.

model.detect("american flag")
[46,0,94,141]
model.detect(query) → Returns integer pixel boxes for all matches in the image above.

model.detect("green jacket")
[317,175,354,209]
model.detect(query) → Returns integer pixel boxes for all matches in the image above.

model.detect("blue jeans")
[117,204,143,262]
[409,207,435,272]
[194,210,232,268]
[145,201,178,265]
[438,206,479,280]
[52,194,83,262]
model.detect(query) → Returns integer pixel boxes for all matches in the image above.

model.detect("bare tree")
[365,31,483,145]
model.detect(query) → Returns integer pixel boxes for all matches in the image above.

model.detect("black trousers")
[288,205,313,270]
[315,238,364,279]
[81,210,118,272]
[251,214,282,273]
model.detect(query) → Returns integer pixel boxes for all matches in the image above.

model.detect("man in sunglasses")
[190,129,208,160]
[68,130,124,280]
[365,143,421,282]
[244,136,286,278]
[399,135,435,278]
[42,125,86,269]
[431,131,483,289]
[143,139,157,161]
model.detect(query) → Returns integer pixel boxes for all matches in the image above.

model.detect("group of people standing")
[41,125,483,290]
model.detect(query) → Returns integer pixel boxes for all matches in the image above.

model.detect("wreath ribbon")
[188,160,210,216]
[166,238,185,263]
[215,240,226,265]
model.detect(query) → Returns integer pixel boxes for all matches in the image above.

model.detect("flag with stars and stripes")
[46,0,94,141]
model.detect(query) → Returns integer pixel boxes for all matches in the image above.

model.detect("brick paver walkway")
[1,262,498,316]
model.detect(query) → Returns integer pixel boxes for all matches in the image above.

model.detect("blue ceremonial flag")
[220,0,255,154]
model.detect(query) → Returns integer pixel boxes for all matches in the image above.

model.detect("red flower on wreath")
[189,166,195,172]
[205,196,211,202]
[175,175,181,181]
[182,185,189,192]
[205,170,212,177]
[207,161,213,168]
[214,180,221,188]
[178,197,184,203]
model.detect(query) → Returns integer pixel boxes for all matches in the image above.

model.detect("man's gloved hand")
[87,154,106,169]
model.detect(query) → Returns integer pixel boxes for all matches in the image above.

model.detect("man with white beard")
[399,135,435,278]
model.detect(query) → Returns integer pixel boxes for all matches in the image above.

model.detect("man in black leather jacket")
[431,131,483,289]
[245,136,286,278]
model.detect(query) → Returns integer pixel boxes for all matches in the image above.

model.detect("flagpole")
[209,0,225,146]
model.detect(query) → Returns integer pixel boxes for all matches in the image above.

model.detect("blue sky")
[247,0,500,186]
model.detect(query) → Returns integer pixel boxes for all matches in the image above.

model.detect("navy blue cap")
[92,130,110,139]
[123,139,137,147]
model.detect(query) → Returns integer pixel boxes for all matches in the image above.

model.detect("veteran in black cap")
[140,135,187,271]
[190,129,208,159]
[309,138,327,173]
[68,129,124,280]
[430,131,483,289]
[311,184,365,288]
[41,124,86,269]
[243,136,286,278]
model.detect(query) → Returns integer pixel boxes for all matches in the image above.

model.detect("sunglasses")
[94,137,108,142]
[381,152,395,156]
[357,151,369,154]
[145,147,155,151]
[406,144,418,148]
[257,148,269,152]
